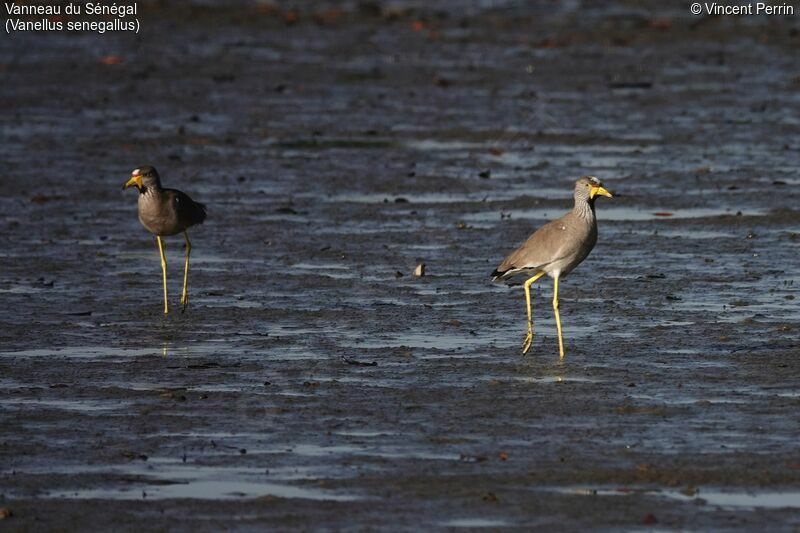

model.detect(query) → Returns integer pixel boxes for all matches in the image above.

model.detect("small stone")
[642,513,657,525]
[414,263,426,277]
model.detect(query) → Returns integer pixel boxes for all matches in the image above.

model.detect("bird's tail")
[491,267,530,286]
[194,202,207,225]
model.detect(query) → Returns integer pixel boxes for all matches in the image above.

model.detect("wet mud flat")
[2,1,800,530]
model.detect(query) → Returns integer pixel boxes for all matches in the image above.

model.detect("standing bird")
[123,166,207,314]
[491,176,612,358]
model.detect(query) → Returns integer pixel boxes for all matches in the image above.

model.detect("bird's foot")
[521,331,533,355]
[180,294,189,313]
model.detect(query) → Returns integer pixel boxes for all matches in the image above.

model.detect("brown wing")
[491,212,576,280]
[165,188,207,228]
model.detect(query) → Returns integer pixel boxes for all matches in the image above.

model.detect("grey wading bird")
[491,176,612,358]
[124,166,207,314]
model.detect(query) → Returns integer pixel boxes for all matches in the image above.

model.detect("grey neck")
[141,185,161,198]
[573,198,595,221]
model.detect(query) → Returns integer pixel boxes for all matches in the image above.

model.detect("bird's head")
[575,176,613,203]
[123,166,161,192]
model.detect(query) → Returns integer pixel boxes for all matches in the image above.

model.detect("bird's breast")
[138,193,181,236]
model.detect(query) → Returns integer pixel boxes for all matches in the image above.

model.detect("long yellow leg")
[180,231,191,312]
[156,236,169,315]
[521,272,546,355]
[553,274,565,359]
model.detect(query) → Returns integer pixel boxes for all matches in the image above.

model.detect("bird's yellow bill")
[123,175,142,190]
[590,185,613,199]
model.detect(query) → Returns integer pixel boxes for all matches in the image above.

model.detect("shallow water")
[552,486,800,510]
[2,1,800,530]
[48,469,362,502]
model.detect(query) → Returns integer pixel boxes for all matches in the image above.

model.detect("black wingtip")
[195,202,207,225]
[490,269,504,281]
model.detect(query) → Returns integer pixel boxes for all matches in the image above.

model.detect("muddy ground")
[2,1,800,530]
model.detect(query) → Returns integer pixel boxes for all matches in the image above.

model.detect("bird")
[491,176,612,358]
[123,166,206,314]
